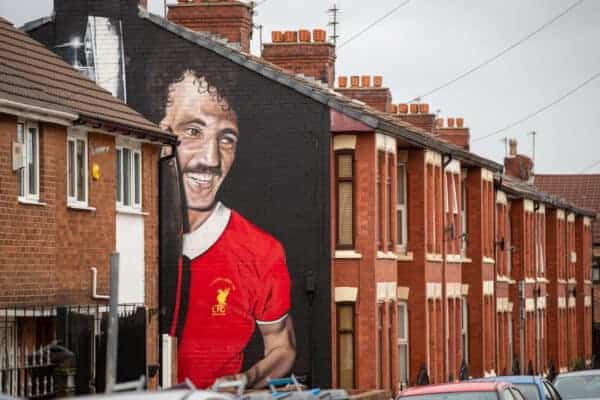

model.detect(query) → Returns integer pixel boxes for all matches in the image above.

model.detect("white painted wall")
[116,213,145,304]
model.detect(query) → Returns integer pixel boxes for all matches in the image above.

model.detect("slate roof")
[535,174,600,240]
[1,17,175,144]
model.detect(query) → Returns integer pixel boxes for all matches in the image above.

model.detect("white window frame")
[397,162,407,251]
[461,171,468,256]
[67,129,89,207]
[397,301,409,390]
[462,296,469,364]
[17,121,40,201]
[116,139,142,211]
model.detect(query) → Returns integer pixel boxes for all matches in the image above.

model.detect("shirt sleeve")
[254,240,291,324]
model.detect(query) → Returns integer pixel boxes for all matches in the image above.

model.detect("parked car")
[553,370,600,399]
[397,381,526,400]
[474,375,561,400]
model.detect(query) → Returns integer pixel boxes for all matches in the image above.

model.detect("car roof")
[474,376,540,384]
[400,382,506,396]
[555,369,600,378]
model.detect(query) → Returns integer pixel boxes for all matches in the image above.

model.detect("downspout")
[90,267,110,300]
[533,201,540,374]
[493,181,499,375]
[442,154,452,381]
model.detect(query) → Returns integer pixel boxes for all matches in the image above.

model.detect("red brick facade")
[0,113,162,384]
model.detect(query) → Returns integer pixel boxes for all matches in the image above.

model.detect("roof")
[474,375,540,384]
[535,174,600,240]
[134,8,502,172]
[399,382,505,396]
[499,175,596,217]
[1,17,174,144]
[555,369,600,378]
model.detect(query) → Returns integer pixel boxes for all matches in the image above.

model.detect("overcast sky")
[2,0,599,173]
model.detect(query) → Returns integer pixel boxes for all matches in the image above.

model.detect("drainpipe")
[90,267,110,300]
[442,154,452,381]
[533,201,540,374]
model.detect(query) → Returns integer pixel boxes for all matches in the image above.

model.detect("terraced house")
[17,0,596,394]
[0,17,174,396]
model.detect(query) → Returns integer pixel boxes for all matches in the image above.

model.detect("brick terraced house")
[19,0,597,394]
[0,16,174,396]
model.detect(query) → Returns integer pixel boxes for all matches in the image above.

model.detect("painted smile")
[185,172,217,191]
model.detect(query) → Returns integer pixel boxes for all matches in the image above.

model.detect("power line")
[472,69,600,143]
[409,0,585,102]
[579,159,600,173]
[337,0,411,50]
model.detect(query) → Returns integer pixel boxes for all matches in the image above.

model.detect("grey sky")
[2,0,599,173]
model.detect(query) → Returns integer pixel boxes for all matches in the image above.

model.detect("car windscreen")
[514,384,540,400]
[554,375,600,399]
[402,392,498,400]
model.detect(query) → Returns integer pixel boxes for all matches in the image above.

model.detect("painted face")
[160,72,239,212]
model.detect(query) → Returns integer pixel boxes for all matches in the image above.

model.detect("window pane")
[134,152,141,205]
[339,333,354,389]
[116,149,122,202]
[338,305,353,331]
[76,139,86,202]
[337,154,352,179]
[123,148,131,206]
[68,140,75,198]
[27,127,37,196]
[397,209,404,246]
[398,304,406,340]
[338,182,353,246]
[398,344,408,384]
[397,164,405,204]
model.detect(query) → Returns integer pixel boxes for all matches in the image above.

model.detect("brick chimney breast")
[433,117,470,150]
[504,139,534,181]
[262,29,336,87]
[168,0,253,52]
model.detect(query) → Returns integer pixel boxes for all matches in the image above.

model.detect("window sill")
[334,250,363,259]
[397,251,414,262]
[18,198,47,207]
[536,277,550,284]
[524,277,537,284]
[461,256,472,263]
[68,203,96,212]
[482,257,495,265]
[446,254,462,263]
[117,207,149,216]
[377,251,397,260]
[426,253,443,263]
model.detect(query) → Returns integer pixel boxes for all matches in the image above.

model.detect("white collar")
[182,202,231,259]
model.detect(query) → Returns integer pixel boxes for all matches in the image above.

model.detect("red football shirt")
[176,203,291,388]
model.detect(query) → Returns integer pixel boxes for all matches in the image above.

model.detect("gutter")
[0,98,78,125]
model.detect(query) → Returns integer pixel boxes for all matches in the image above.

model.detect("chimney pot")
[398,103,409,114]
[350,76,360,88]
[447,118,455,128]
[283,31,298,42]
[436,118,444,128]
[272,31,283,43]
[361,75,371,88]
[299,29,311,42]
[409,103,419,114]
[338,76,348,88]
[456,117,464,128]
[418,103,429,114]
[313,29,326,42]
[509,139,518,156]
[390,104,398,114]
[373,76,383,88]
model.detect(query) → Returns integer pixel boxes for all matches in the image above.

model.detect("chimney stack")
[432,116,470,150]
[261,28,336,87]
[335,75,392,112]
[167,0,253,53]
[504,139,534,182]
[392,103,437,133]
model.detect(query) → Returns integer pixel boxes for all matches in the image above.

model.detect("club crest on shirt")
[210,278,235,316]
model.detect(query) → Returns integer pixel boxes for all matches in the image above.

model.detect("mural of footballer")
[159,70,296,389]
